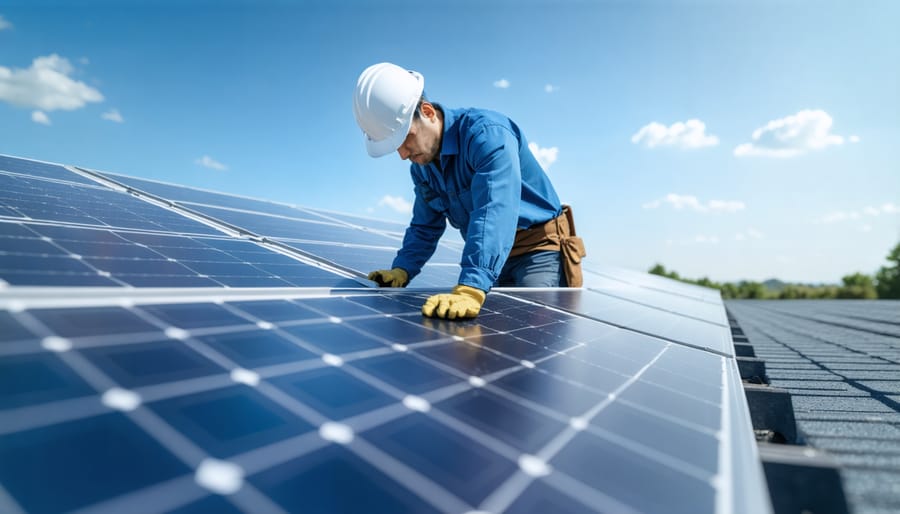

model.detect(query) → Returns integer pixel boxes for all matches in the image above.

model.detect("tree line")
[649,242,900,300]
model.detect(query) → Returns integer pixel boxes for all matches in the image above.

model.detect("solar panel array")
[0,154,771,514]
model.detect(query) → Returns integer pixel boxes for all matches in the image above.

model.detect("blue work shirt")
[392,105,562,292]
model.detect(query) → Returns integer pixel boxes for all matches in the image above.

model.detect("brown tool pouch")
[509,205,586,287]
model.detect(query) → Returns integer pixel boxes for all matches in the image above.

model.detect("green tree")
[779,284,810,299]
[720,282,738,299]
[648,263,667,277]
[695,277,717,289]
[837,272,877,299]
[875,242,900,299]
[737,281,769,299]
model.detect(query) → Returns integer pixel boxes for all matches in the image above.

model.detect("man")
[353,62,585,320]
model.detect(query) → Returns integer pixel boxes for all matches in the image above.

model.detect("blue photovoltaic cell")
[250,444,442,514]
[81,339,226,388]
[0,154,97,186]
[0,290,730,513]
[0,353,95,409]
[269,366,396,420]
[0,413,191,513]
[147,385,316,458]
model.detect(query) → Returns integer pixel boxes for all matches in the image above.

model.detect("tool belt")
[509,205,587,287]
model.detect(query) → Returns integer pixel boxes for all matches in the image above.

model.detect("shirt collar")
[436,104,459,164]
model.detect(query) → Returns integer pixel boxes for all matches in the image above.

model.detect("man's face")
[397,109,442,165]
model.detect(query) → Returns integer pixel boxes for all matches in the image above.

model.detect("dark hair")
[412,92,429,120]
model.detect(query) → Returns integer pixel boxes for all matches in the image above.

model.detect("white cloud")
[693,235,720,244]
[493,79,510,89]
[747,228,764,239]
[642,193,745,213]
[195,155,227,171]
[734,228,764,241]
[378,195,413,215]
[528,142,558,170]
[734,109,844,158]
[631,119,719,149]
[0,54,104,111]
[0,15,12,31]
[667,234,720,246]
[849,135,860,143]
[860,224,873,233]
[821,203,898,224]
[101,109,124,123]
[31,110,50,125]
[544,84,559,93]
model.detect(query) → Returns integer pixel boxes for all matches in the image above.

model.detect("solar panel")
[511,289,734,356]
[0,222,360,288]
[0,155,98,186]
[585,265,724,304]
[0,173,220,236]
[0,154,771,514]
[94,168,466,286]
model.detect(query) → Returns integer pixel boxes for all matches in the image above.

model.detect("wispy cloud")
[666,234,720,246]
[31,110,50,125]
[642,193,745,213]
[101,109,124,123]
[0,15,12,31]
[493,79,510,89]
[734,109,845,158]
[0,54,104,111]
[820,203,898,224]
[734,228,764,241]
[544,84,558,93]
[378,195,413,215]
[528,142,558,170]
[849,135,861,143]
[631,119,719,149]
[195,155,227,171]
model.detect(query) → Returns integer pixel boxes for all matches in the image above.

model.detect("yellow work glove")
[367,267,409,287]
[422,285,486,320]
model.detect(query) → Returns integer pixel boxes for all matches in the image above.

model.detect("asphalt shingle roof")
[726,300,900,514]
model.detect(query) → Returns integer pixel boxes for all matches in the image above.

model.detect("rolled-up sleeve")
[457,125,521,291]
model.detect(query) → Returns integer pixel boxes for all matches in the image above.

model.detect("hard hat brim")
[362,70,424,158]
[364,118,411,157]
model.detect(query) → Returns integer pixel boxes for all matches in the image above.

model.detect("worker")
[353,62,585,320]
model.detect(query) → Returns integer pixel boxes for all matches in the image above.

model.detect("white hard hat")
[353,62,425,158]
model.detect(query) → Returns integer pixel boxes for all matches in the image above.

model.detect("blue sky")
[1,0,897,283]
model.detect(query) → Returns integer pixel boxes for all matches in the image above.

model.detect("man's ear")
[419,101,437,120]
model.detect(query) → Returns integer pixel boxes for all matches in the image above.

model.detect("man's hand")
[422,285,486,319]
[367,268,409,287]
